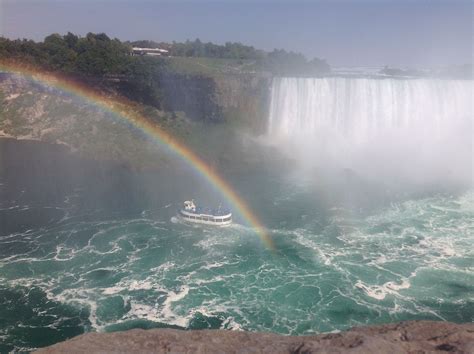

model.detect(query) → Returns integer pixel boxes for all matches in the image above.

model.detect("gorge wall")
[158,72,271,131]
[0,70,273,168]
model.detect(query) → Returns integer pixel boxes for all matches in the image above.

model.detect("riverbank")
[36,321,474,353]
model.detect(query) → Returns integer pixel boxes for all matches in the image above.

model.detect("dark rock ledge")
[36,321,474,353]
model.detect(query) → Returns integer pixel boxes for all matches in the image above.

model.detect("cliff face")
[0,67,272,139]
[158,73,222,122]
[214,73,271,132]
[36,321,474,353]
[158,72,271,131]
[0,70,271,167]
[0,74,190,168]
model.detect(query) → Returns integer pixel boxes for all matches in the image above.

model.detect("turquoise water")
[0,139,473,351]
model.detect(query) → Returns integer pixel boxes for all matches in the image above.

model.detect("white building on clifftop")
[131,47,169,56]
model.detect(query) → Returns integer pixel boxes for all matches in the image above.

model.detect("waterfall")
[267,77,473,186]
[268,77,472,145]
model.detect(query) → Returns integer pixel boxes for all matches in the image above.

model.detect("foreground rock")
[37,321,474,353]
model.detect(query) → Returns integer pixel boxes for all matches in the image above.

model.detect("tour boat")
[178,200,232,226]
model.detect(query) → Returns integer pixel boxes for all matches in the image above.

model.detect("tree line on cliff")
[0,32,330,112]
[132,38,330,76]
[0,33,330,77]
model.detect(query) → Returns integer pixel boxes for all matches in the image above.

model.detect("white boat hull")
[178,209,232,226]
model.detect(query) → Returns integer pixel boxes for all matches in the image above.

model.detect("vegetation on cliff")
[0,32,331,127]
[130,38,330,76]
[0,32,328,166]
[0,33,330,77]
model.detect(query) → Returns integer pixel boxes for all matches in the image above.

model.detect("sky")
[0,0,472,67]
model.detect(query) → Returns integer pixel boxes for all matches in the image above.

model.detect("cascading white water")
[267,77,473,185]
[268,77,472,144]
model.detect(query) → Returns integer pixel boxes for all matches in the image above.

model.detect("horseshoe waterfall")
[267,77,472,186]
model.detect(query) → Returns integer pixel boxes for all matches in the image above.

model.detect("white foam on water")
[41,286,103,331]
[385,279,411,291]
[355,278,411,301]
[116,285,192,328]
[101,275,165,295]
[354,281,386,300]
[221,316,244,331]
[149,261,176,273]
[195,235,230,251]
[52,245,77,261]
[162,285,190,320]
[101,286,125,295]
[199,258,238,271]
[279,227,348,267]
[192,275,227,286]
[125,302,163,323]
[2,187,472,341]
[39,277,185,331]
[128,280,155,291]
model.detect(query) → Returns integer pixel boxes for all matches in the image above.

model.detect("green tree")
[42,33,77,71]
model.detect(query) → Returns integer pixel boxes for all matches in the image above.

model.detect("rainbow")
[0,61,274,250]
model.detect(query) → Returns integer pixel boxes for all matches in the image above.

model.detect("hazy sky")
[1,0,472,67]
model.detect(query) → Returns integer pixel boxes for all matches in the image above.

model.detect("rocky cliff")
[0,64,272,166]
[158,71,271,131]
[214,73,271,132]
[36,321,474,353]
[0,73,176,167]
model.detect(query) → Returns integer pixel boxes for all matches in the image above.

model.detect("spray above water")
[267,77,473,188]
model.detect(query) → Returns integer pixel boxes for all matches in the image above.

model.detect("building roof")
[132,47,169,53]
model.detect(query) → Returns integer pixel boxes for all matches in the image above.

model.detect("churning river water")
[0,136,473,352]
[1,76,473,351]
